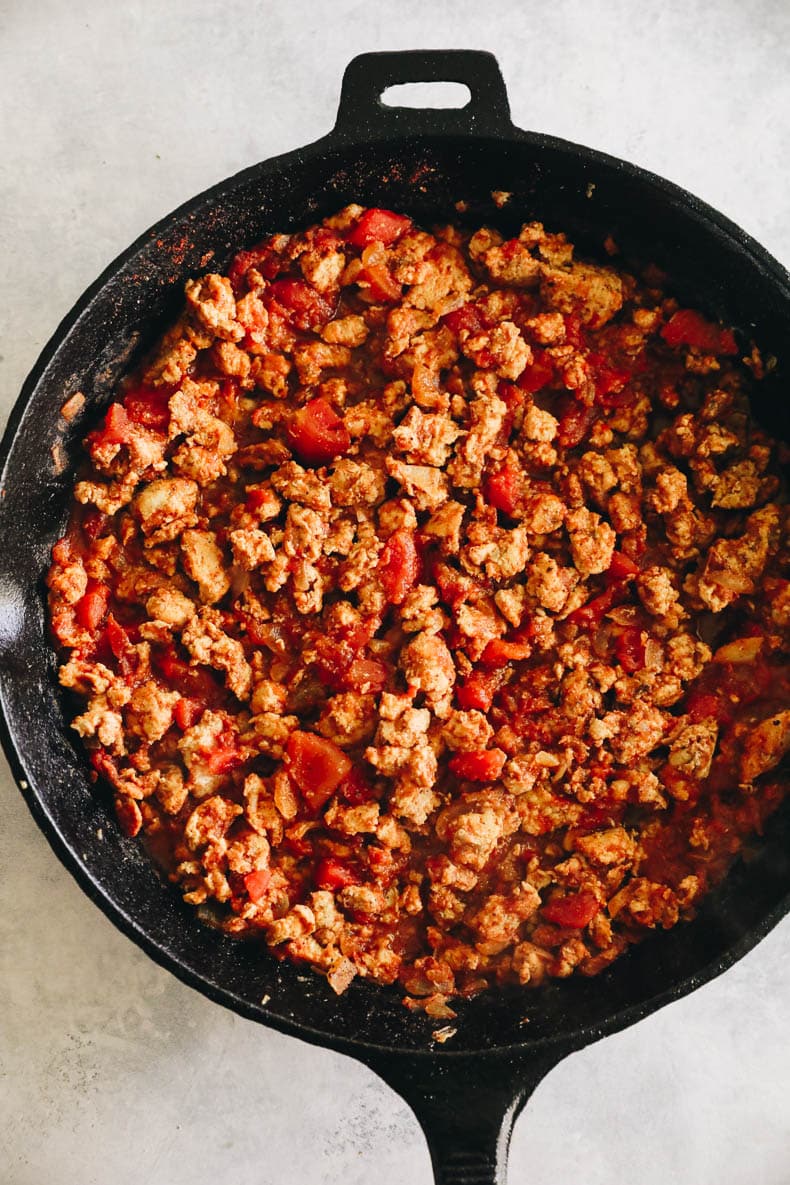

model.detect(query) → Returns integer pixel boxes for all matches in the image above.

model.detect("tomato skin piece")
[661,309,738,355]
[286,731,352,811]
[484,459,522,515]
[347,208,411,248]
[75,581,110,633]
[269,279,334,331]
[379,528,420,605]
[315,856,360,891]
[244,869,272,903]
[449,748,507,782]
[286,398,350,466]
[541,890,599,928]
[615,626,647,674]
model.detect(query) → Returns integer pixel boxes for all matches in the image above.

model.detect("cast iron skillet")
[2,49,790,1185]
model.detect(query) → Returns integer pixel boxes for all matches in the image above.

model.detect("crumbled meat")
[386,458,449,511]
[134,478,199,544]
[566,507,616,575]
[182,608,253,700]
[181,529,231,604]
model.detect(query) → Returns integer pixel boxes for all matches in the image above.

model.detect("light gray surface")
[2,1,790,1182]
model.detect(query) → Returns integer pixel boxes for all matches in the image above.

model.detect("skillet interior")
[2,121,790,1062]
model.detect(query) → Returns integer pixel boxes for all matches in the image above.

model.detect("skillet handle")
[367,1051,557,1185]
[332,50,513,141]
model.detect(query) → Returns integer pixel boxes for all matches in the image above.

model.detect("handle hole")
[380,81,471,110]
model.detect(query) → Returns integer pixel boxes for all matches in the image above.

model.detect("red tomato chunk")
[379,529,420,605]
[286,398,350,465]
[286,731,352,811]
[347,208,411,248]
[541,891,599,928]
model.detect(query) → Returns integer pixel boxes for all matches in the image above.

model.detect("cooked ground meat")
[47,204,790,1019]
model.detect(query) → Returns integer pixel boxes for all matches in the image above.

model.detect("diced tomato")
[379,528,420,605]
[313,635,357,691]
[480,639,532,668]
[123,384,171,431]
[105,615,133,662]
[456,668,505,712]
[484,458,522,515]
[443,303,484,339]
[605,550,640,583]
[88,401,132,449]
[686,690,733,727]
[434,563,473,610]
[449,748,507,782]
[244,869,272,903]
[339,767,377,805]
[174,697,203,730]
[563,314,585,349]
[286,397,350,466]
[347,208,411,249]
[286,731,352,811]
[75,581,110,633]
[245,487,274,515]
[82,510,109,542]
[206,732,243,775]
[518,348,555,393]
[269,278,334,331]
[314,856,360,891]
[497,381,525,414]
[228,242,284,290]
[614,626,647,674]
[566,585,626,629]
[576,803,621,830]
[156,647,224,706]
[361,261,402,303]
[541,890,599,928]
[556,399,597,449]
[661,309,738,355]
[586,351,631,403]
[343,657,387,694]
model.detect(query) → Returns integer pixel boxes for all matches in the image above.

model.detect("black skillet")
[2,49,790,1185]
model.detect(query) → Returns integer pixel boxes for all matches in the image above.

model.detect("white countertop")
[3,2,790,1182]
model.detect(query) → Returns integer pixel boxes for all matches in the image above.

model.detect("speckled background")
[2,2,790,1182]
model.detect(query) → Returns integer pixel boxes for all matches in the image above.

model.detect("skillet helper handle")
[333,50,513,140]
[367,1052,556,1185]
